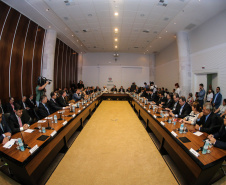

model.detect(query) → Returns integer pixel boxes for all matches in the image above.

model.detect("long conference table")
[0,93,226,185]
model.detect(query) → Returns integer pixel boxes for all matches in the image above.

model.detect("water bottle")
[179,123,184,134]
[54,115,58,123]
[202,140,209,154]
[173,116,176,125]
[72,105,75,112]
[42,127,46,133]
[18,138,25,151]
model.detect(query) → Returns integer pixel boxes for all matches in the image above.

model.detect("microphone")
[20,132,31,149]
[46,118,53,130]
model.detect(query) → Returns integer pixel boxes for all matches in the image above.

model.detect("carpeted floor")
[47,101,178,185]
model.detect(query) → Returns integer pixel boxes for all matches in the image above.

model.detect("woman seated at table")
[214,99,226,117]
[186,93,194,106]
[179,102,202,125]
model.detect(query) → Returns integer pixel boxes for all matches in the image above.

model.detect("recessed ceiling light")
[48,26,51,28]
[81,45,82,46]
[166,30,168,32]
[115,38,118,42]
[115,46,118,48]
[159,36,162,39]
[174,22,176,24]
[150,46,152,47]
[77,40,78,42]
[114,28,118,33]
[114,12,118,16]
[72,34,74,37]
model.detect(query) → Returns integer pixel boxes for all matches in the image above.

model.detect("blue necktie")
[44,104,50,115]
[0,123,4,132]
[214,93,218,103]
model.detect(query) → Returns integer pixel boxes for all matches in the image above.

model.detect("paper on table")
[3,139,15,149]
[37,120,46,123]
[193,131,203,136]
[45,117,52,119]
[24,129,35,133]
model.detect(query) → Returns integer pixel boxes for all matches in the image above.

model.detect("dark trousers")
[198,100,204,108]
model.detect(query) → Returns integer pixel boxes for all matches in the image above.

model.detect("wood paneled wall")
[54,38,78,90]
[0,1,45,103]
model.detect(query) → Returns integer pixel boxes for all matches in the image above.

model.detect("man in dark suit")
[5,97,15,114]
[146,89,156,102]
[19,96,30,110]
[49,92,65,113]
[111,85,117,92]
[0,109,12,144]
[212,87,222,109]
[156,92,167,106]
[118,86,125,92]
[26,95,36,109]
[166,93,180,111]
[195,103,222,134]
[8,104,30,134]
[208,119,226,149]
[38,95,51,119]
[57,90,69,107]
[170,96,192,118]
[160,93,174,109]
[130,82,136,92]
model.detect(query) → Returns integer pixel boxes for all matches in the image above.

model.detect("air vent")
[143,30,150,33]
[184,23,196,30]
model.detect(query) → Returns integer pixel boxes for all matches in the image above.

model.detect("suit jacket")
[73,93,81,102]
[111,88,117,92]
[0,116,11,143]
[5,103,15,114]
[57,96,69,107]
[170,101,180,111]
[26,99,35,109]
[9,113,28,134]
[49,99,62,114]
[38,103,51,120]
[213,124,226,150]
[19,100,28,110]
[130,84,136,92]
[146,93,156,102]
[0,105,4,114]
[173,102,192,118]
[196,112,222,134]
[212,93,222,109]
[157,97,167,106]
[162,99,174,109]
[118,88,125,92]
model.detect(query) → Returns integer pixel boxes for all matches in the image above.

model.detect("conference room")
[0,0,226,184]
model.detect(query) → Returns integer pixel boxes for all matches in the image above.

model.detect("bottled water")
[202,140,209,154]
[18,138,25,151]
[179,123,184,134]
[54,115,58,123]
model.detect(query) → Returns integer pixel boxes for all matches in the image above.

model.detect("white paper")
[148,110,150,113]
[72,114,76,118]
[3,140,15,149]
[37,120,46,123]
[24,129,34,133]
[45,117,52,119]
[193,131,203,136]
[78,110,81,113]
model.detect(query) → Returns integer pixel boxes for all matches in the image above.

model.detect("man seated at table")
[126,87,131,92]
[146,89,156,102]
[94,86,101,92]
[166,93,180,111]
[5,97,15,114]
[102,86,108,92]
[111,85,117,92]
[73,89,82,102]
[57,90,69,107]
[195,103,222,134]
[208,118,226,149]
[0,109,12,144]
[9,104,30,134]
[38,95,51,120]
[170,96,192,118]
[156,92,167,106]
[49,92,68,113]
[118,86,125,92]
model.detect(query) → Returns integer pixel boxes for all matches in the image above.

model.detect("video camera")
[37,76,52,86]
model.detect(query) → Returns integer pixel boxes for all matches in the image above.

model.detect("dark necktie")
[44,104,50,115]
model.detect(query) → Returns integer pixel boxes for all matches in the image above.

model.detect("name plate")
[50,131,57,137]
[83,106,86,109]
[148,110,150,113]
[62,121,68,126]
[171,131,178,137]
[78,110,81,113]
[153,115,157,119]
[90,101,92,103]
[160,121,165,126]
[29,145,39,154]
[189,148,200,157]
[72,114,76,118]
[144,106,146,109]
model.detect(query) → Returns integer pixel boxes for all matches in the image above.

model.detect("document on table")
[193,131,203,136]
[24,129,35,133]
[3,139,16,149]
[37,120,46,123]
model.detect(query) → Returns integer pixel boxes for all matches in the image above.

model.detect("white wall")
[190,10,226,100]
[82,52,150,89]
[155,41,179,92]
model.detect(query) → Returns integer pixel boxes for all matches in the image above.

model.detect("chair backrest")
[3,113,11,123]
[33,107,40,121]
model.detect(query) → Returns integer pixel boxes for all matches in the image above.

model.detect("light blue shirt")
[198,89,205,100]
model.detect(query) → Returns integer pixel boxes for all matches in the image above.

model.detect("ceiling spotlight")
[174,22,176,24]
[115,38,118,42]
[114,28,118,33]
[159,36,162,39]
[48,26,51,28]
[115,45,118,49]
[114,12,118,16]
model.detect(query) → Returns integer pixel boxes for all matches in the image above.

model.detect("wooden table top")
[131,97,226,168]
[0,96,99,164]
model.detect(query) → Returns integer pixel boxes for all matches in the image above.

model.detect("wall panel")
[0,1,10,35]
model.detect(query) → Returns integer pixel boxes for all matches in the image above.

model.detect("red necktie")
[11,104,14,110]
[18,117,23,127]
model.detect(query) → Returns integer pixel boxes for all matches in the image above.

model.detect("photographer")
[36,78,49,107]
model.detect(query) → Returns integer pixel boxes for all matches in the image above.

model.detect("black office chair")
[3,113,11,123]
[33,107,40,121]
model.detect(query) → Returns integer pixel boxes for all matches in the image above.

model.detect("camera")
[37,76,52,86]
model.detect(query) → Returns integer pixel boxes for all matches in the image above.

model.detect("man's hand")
[4,132,11,137]
[195,124,200,130]
[23,124,29,130]
[209,137,216,145]
[2,137,9,145]
[208,134,213,139]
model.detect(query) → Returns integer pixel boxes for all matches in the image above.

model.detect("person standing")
[212,87,222,109]
[198,83,205,108]
[36,79,49,107]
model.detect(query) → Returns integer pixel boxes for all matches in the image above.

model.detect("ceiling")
[3,0,226,54]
